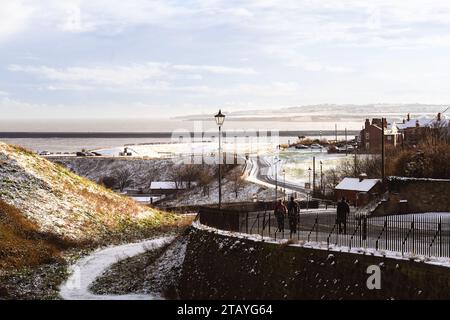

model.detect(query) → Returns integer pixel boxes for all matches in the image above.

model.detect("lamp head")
[215,109,225,126]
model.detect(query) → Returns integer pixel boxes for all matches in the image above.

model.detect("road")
[59,237,174,300]
[245,156,308,196]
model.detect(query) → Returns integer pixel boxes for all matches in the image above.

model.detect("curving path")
[245,156,307,195]
[59,236,174,300]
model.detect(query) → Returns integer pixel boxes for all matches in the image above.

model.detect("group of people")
[274,197,300,236]
[273,196,350,236]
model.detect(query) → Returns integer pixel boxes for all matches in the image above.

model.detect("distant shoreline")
[0,130,359,139]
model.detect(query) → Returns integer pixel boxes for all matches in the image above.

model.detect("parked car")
[39,151,51,156]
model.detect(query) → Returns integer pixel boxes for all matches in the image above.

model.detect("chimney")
[407,113,410,121]
[359,173,367,182]
[437,112,441,121]
[365,118,370,129]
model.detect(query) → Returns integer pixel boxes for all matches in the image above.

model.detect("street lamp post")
[215,109,225,209]
[274,157,281,201]
[320,160,323,195]
[308,167,312,186]
[282,169,286,200]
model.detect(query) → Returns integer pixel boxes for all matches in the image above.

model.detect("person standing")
[336,197,350,234]
[287,196,300,236]
[274,199,287,232]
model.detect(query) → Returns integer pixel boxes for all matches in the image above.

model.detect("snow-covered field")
[278,149,352,186]
[94,141,277,158]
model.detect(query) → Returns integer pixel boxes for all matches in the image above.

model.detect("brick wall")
[180,228,450,299]
[372,177,450,215]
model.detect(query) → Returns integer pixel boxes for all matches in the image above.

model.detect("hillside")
[0,199,62,270]
[49,156,174,189]
[0,142,180,250]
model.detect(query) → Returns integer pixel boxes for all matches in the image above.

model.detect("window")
[366,142,370,149]
[387,135,392,141]
[366,132,370,139]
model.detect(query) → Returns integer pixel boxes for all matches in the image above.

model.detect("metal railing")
[199,207,450,258]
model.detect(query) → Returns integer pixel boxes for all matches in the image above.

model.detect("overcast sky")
[2,0,450,119]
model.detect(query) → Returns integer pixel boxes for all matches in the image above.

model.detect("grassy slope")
[0,200,65,270]
[0,142,189,271]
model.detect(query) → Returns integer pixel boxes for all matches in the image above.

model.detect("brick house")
[360,113,449,152]
[359,118,402,153]
[396,113,449,147]
[335,174,382,207]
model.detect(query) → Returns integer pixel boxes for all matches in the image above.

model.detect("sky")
[2,0,450,119]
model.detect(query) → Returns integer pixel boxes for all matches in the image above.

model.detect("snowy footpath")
[59,237,174,300]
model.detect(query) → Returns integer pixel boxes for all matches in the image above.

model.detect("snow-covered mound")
[0,142,159,242]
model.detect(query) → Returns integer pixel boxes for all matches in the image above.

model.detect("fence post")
[268,211,271,237]
[385,217,388,251]
[362,216,367,241]
[439,217,442,257]
[257,213,260,235]
[315,215,319,242]
[246,212,249,234]
[412,217,415,255]
[261,211,266,238]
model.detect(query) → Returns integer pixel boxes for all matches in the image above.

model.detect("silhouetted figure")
[274,199,287,232]
[287,196,300,236]
[336,197,350,234]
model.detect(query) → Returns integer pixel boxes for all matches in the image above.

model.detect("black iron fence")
[199,207,450,258]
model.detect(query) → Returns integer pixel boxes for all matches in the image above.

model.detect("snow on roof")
[335,177,381,192]
[368,121,397,134]
[396,117,449,130]
[150,181,180,189]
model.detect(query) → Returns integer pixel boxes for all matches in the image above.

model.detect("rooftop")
[335,177,381,192]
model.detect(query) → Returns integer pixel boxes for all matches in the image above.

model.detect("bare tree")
[143,169,158,193]
[113,168,134,192]
[168,165,185,189]
[181,164,202,189]
[197,169,214,196]
[230,168,246,198]
[99,176,117,189]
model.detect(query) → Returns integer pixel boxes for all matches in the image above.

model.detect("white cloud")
[4,1,450,118]
[262,45,353,73]
[172,64,257,75]
[9,63,167,86]
[8,62,257,90]
[0,1,33,42]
